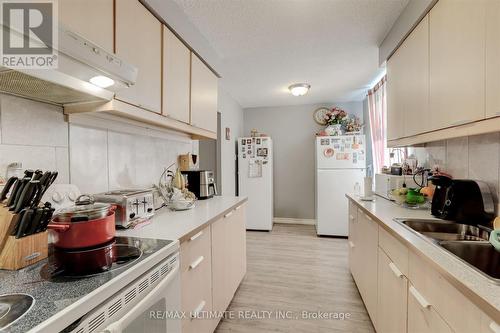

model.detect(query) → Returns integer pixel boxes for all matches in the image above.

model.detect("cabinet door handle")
[189,231,203,241]
[190,300,206,319]
[224,211,234,218]
[388,262,404,278]
[495,111,500,116]
[489,321,500,333]
[189,256,204,270]
[349,215,355,221]
[365,215,372,221]
[235,205,242,210]
[409,286,431,309]
[348,241,355,248]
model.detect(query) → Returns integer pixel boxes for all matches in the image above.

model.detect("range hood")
[0,25,137,106]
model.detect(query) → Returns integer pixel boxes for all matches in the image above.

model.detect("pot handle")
[47,223,71,232]
[109,204,117,213]
[489,230,500,252]
[75,194,95,206]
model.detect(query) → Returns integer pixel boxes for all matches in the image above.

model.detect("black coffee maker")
[430,176,495,226]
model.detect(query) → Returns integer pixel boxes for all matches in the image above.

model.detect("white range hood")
[0,25,137,106]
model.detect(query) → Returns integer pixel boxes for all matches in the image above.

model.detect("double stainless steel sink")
[395,218,500,282]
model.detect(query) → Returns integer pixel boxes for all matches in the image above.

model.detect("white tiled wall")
[0,94,196,193]
[409,132,500,205]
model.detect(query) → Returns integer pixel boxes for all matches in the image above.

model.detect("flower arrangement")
[343,116,362,133]
[324,107,348,126]
[318,107,363,136]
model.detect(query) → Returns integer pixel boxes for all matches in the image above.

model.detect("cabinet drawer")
[180,226,213,333]
[180,226,211,272]
[408,283,453,333]
[481,312,500,333]
[409,251,481,332]
[379,226,409,276]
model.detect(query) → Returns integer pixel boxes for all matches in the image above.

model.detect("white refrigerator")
[238,137,273,230]
[315,135,366,236]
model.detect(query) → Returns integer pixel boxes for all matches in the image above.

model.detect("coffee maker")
[430,176,495,226]
[181,170,218,200]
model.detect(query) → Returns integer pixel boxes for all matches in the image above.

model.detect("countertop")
[346,194,500,322]
[118,196,248,242]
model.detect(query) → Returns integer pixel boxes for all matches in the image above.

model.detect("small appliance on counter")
[93,189,154,228]
[181,170,217,200]
[430,177,495,226]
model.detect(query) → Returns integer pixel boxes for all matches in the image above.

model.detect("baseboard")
[273,217,316,225]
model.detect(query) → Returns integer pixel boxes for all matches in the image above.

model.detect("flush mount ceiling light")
[288,83,311,96]
[89,75,115,88]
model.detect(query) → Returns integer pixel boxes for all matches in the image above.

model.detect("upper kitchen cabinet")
[386,48,405,140]
[58,0,113,53]
[387,15,429,140]
[191,55,218,133]
[429,0,486,130]
[163,27,191,123]
[403,15,429,137]
[115,0,162,113]
[486,0,500,118]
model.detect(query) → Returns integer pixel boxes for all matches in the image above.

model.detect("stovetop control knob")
[52,192,63,203]
[68,191,78,202]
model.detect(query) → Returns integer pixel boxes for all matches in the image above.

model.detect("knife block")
[0,205,19,252]
[0,231,48,270]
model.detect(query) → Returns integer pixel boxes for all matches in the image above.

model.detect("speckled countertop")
[118,196,248,241]
[0,237,178,333]
[346,194,500,322]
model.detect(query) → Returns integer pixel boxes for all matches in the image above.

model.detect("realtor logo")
[0,0,57,68]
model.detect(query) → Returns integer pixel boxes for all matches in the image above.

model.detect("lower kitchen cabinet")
[180,202,247,333]
[407,284,453,333]
[349,210,378,327]
[377,248,408,333]
[211,203,247,330]
[180,226,214,333]
[347,201,358,280]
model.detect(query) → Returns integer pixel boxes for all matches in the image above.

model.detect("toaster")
[93,189,154,228]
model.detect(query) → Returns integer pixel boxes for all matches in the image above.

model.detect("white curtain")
[367,76,389,174]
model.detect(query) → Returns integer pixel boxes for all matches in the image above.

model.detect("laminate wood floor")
[215,223,375,333]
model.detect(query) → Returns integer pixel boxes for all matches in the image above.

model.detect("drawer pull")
[191,300,206,319]
[224,211,234,218]
[348,241,355,248]
[235,205,242,210]
[189,256,204,270]
[365,214,372,221]
[389,262,403,278]
[349,215,355,221]
[189,231,203,241]
[409,286,431,309]
[489,321,500,333]
[451,119,472,126]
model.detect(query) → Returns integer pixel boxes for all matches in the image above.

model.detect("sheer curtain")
[367,76,389,174]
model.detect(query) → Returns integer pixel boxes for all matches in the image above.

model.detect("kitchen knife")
[37,206,55,233]
[16,208,34,238]
[13,180,40,213]
[0,176,18,202]
[8,177,29,209]
[11,208,26,236]
[26,207,44,236]
[30,172,52,208]
[32,170,43,181]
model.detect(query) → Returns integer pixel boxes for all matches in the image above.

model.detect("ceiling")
[172,0,409,108]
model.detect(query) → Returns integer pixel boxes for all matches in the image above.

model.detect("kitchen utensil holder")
[0,231,48,270]
[0,205,48,270]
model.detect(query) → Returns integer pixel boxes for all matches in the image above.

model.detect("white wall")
[218,85,244,196]
[244,102,364,220]
[0,94,196,193]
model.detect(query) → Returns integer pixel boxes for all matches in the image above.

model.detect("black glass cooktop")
[40,238,143,279]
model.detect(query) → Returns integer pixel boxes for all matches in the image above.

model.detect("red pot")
[48,210,116,249]
[54,240,116,276]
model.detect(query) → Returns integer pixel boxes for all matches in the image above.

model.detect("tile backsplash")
[408,132,500,208]
[0,94,197,193]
